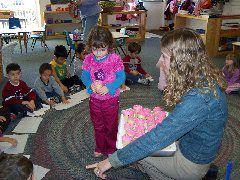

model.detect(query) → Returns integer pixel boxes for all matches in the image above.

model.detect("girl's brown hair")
[223,53,239,75]
[161,28,226,107]
[86,26,115,53]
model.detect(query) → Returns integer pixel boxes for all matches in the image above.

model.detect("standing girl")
[222,53,240,94]
[81,26,125,157]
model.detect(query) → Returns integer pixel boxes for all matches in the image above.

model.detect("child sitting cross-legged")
[73,43,86,81]
[50,45,85,94]
[123,42,151,85]
[34,63,69,107]
[2,63,42,117]
[222,53,240,94]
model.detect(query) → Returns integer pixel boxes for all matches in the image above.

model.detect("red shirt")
[2,80,36,107]
[123,55,147,75]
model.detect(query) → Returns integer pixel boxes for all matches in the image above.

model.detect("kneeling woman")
[86,28,228,180]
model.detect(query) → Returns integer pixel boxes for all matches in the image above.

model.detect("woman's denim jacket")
[109,86,228,167]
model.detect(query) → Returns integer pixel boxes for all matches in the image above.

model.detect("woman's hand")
[86,159,112,179]
[0,116,6,122]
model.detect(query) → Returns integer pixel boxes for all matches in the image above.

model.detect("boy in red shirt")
[2,63,42,117]
[123,42,151,85]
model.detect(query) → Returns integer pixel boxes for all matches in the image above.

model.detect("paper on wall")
[13,117,43,134]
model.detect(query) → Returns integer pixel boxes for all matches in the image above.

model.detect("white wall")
[223,0,240,15]
[144,1,166,30]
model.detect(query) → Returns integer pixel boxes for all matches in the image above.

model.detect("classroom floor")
[1,34,240,179]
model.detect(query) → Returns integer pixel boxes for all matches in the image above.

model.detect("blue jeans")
[82,13,99,42]
[46,91,61,103]
[9,92,42,117]
[125,72,144,84]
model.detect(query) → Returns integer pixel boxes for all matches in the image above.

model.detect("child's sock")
[138,78,150,85]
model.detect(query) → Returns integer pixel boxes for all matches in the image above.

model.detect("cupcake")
[133,105,143,114]
[122,134,133,146]
[122,108,134,123]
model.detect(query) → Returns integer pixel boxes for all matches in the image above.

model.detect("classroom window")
[0,0,40,29]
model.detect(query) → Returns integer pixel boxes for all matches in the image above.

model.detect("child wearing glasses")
[81,26,125,157]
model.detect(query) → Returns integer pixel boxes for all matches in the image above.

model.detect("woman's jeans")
[82,13,99,42]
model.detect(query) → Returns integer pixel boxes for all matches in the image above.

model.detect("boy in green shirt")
[50,45,85,93]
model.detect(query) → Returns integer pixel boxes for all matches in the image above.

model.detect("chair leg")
[32,38,37,51]
[70,53,76,66]
[120,46,127,56]
[116,47,121,55]
[67,48,72,58]
[31,39,35,49]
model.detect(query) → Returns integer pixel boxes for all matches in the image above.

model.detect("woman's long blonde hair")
[161,28,226,107]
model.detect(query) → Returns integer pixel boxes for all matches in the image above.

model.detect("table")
[0,27,45,53]
[232,42,240,66]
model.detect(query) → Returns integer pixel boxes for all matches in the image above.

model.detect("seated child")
[0,107,17,147]
[2,63,42,117]
[222,53,240,94]
[123,42,151,85]
[34,63,69,107]
[73,43,86,80]
[0,153,34,179]
[50,45,85,93]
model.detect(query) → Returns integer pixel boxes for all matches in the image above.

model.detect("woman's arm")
[109,93,209,168]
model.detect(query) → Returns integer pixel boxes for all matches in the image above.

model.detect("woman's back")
[178,86,227,164]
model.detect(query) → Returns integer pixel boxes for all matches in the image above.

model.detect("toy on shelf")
[46,4,52,11]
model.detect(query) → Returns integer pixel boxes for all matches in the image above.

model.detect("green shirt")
[50,60,67,80]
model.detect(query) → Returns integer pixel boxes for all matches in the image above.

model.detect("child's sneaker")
[74,85,81,92]
[138,78,150,85]
[10,113,17,121]
[69,86,75,95]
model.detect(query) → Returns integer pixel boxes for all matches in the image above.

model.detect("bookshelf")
[174,14,240,57]
[44,11,81,39]
[99,10,147,42]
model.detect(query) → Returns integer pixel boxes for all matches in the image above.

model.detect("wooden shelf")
[101,10,146,15]
[44,10,81,39]
[44,11,69,14]
[102,25,143,29]
[175,14,209,21]
[46,22,80,27]
[174,14,240,57]
[46,35,65,39]
[100,10,146,42]
[220,29,240,37]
